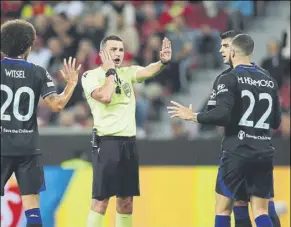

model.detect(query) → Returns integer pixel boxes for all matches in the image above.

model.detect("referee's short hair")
[1,19,36,57]
[231,34,254,56]
[220,30,243,39]
[100,35,123,50]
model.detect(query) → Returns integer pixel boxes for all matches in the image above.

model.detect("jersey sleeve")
[199,76,219,113]
[128,65,144,84]
[81,70,103,99]
[215,73,236,108]
[40,69,57,99]
[197,72,236,126]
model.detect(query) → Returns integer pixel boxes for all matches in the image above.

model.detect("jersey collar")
[1,57,31,67]
[3,57,27,61]
[235,62,256,68]
[235,63,258,72]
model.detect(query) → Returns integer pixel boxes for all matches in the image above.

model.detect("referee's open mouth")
[113,59,121,64]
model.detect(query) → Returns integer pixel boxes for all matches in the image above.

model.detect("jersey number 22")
[238,89,272,129]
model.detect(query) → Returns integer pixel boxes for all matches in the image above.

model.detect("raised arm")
[44,57,81,112]
[135,37,172,83]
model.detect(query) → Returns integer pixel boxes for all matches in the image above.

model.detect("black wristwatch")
[105,68,116,77]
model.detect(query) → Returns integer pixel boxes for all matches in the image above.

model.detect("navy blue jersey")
[1,57,56,156]
[204,67,233,112]
[198,64,281,157]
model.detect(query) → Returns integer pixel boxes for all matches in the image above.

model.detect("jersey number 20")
[239,90,272,129]
[1,85,35,121]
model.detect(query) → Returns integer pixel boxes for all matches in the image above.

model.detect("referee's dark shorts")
[91,130,140,200]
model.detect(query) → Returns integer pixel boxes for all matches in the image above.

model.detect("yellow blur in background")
[56,166,290,227]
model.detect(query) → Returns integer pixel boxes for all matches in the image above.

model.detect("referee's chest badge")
[122,83,131,98]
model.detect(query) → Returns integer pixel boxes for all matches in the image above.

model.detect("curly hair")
[1,19,36,57]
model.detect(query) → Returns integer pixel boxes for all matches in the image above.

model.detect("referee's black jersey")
[1,57,56,156]
[198,64,281,156]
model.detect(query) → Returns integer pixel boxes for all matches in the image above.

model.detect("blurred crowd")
[1,1,289,138]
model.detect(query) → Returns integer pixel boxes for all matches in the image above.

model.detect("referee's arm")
[91,75,115,104]
[135,61,167,83]
[135,36,172,83]
[196,74,236,126]
[82,71,115,104]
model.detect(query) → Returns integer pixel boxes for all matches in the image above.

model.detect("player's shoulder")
[32,63,54,82]
[214,67,233,82]
[214,68,238,92]
[254,64,270,76]
[254,65,277,83]
[218,67,237,81]
[25,62,46,74]
[220,67,233,76]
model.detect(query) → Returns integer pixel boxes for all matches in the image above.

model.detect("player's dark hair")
[1,19,36,57]
[100,35,123,50]
[232,34,254,56]
[220,30,242,39]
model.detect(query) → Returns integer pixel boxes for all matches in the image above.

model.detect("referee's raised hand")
[160,37,172,64]
[60,57,82,85]
[100,49,115,71]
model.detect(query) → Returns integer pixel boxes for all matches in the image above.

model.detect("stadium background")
[1,1,290,227]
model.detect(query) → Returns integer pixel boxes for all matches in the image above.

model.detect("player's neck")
[232,60,252,68]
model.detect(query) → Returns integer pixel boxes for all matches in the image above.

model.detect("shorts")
[92,135,140,200]
[1,155,46,196]
[216,151,274,200]
[235,179,274,202]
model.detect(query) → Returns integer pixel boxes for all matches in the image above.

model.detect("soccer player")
[201,30,282,227]
[167,34,281,227]
[81,35,171,227]
[1,19,81,227]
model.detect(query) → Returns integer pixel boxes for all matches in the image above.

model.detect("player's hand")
[100,49,115,72]
[160,37,172,64]
[167,101,197,121]
[60,57,82,85]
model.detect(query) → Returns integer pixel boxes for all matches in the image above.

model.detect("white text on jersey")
[5,69,25,79]
[237,76,274,88]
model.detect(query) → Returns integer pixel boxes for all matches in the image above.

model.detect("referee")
[81,35,172,227]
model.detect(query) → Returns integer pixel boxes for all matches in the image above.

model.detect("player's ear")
[231,49,235,58]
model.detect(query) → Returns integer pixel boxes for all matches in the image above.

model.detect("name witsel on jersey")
[5,69,25,79]
[237,76,274,88]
